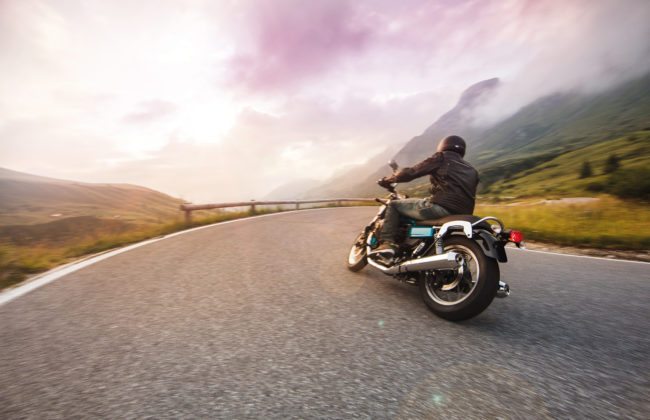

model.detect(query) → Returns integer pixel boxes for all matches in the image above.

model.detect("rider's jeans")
[381,198,450,242]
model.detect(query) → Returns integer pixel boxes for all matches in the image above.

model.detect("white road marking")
[509,246,650,264]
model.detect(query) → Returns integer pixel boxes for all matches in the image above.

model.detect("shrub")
[607,166,650,200]
[579,161,593,178]
[586,182,605,192]
[603,154,620,174]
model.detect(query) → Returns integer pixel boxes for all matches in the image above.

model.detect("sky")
[1,0,649,202]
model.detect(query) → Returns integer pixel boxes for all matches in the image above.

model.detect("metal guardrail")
[180,198,377,224]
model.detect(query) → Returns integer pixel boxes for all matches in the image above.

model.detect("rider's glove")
[377,177,393,188]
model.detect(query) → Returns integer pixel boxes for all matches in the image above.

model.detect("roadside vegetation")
[478,131,650,199]
[475,196,649,250]
[0,203,374,291]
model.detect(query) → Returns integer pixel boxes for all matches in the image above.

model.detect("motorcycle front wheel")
[419,236,499,321]
[347,230,368,272]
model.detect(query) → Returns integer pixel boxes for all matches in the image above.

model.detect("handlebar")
[377,160,405,198]
[376,180,408,201]
[377,179,397,192]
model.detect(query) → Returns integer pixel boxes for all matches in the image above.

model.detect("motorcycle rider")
[370,135,479,257]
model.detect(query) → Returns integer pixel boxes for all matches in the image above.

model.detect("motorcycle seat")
[416,214,489,228]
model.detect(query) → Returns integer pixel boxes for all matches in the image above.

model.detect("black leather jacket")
[384,151,479,214]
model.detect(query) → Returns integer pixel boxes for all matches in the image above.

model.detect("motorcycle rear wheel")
[419,236,499,321]
[347,231,368,272]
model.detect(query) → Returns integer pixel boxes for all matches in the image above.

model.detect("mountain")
[0,167,184,226]
[466,72,650,190]
[479,130,650,198]
[469,72,650,166]
[305,78,500,198]
[300,146,397,198]
[392,77,500,167]
[316,71,650,198]
[264,178,321,200]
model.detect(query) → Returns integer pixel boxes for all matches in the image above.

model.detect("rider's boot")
[368,241,398,257]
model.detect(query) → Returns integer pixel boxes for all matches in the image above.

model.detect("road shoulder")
[522,241,650,263]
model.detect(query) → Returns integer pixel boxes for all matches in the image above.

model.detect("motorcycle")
[347,160,524,321]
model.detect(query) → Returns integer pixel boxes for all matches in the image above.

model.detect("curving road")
[1,207,648,419]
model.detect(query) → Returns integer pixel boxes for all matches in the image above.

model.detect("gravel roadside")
[522,240,650,262]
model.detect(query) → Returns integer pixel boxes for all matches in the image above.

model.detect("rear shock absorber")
[434,236,444,255]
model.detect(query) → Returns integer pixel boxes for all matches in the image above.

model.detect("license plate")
[409,226,434,238]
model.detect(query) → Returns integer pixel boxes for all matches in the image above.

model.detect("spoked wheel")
[419,236,499,321]
[347,230,368,272]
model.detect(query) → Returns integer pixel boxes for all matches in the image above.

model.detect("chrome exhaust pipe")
[367,251,463,275]
[496,281,510,298]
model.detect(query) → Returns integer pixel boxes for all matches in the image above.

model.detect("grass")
[0,210,262,290]
[0,202,375,291]
[475,196,650,250]
[480,130,650,198]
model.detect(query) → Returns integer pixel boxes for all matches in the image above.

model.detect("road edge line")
[509,246,650,264]
[0,207,339,307]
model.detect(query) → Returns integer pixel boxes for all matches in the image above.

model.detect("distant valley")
[0,168,184,226]
[0,169,187,288]
[0,168,184,249]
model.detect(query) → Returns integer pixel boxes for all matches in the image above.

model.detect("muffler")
[368,251,463,275]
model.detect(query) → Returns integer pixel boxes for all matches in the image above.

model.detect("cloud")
[122,100,177,125]
[469,0,650,124]
[227,0,372,92]
[54,89,455,203]
[226,0,650,103]
[2,0,650,204]
[0,115,127,178]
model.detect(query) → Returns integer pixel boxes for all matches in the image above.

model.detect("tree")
[608,166,650,200]
[580,161,593,178]
[604,154,620,174]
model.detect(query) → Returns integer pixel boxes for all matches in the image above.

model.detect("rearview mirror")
[388,160,399,171]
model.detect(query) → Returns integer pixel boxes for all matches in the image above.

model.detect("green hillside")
[402,131,649,199]
[483,131,650,199]
[470,72,650,165]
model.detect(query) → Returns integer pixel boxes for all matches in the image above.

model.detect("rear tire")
[347,231,368,272]
[419,236,499,321]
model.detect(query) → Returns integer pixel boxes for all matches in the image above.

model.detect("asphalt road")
[1,207,648,419]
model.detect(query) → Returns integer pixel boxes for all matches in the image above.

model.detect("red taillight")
[510,230,524,243]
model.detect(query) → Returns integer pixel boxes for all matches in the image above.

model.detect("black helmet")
[437,135,466,157]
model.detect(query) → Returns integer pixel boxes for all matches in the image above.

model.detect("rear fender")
[474,230,507,263]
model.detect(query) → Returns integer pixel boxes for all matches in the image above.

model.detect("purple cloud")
[228,0,372,91]
[225,0,543,92]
